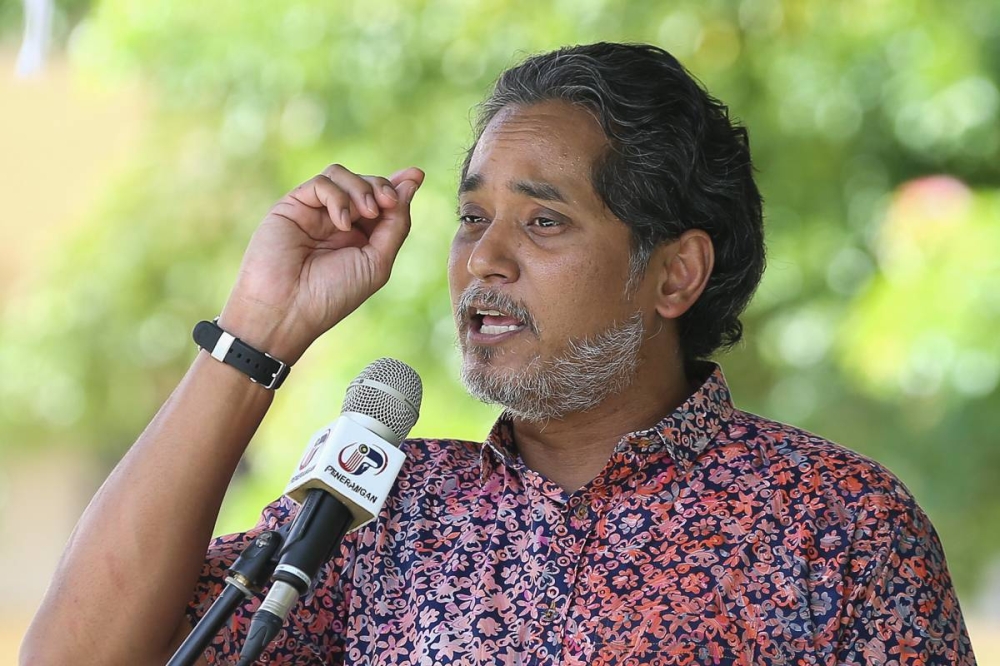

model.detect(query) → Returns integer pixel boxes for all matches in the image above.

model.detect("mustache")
[455,285,538,335]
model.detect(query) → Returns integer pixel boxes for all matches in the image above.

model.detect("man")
[22,43,974,665]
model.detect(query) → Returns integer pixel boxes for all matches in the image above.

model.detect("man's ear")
[651,229,714,320]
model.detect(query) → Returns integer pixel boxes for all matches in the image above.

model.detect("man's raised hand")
[218,164,425,365]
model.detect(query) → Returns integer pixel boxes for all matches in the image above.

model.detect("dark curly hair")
[461,42,765,366]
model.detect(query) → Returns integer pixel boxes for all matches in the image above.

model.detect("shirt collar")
[615,362,734,475]
[481,415,517,477]
[479,363,734,478]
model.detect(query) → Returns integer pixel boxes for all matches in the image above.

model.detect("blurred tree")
[1,0,997,594]
[0,0,94,55]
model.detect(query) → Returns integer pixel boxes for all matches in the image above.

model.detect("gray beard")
[459,312,646,423]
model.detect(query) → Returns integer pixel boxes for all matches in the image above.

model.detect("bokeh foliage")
[1,0,998,597]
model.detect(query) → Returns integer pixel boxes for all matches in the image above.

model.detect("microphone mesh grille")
[342,358,422,444]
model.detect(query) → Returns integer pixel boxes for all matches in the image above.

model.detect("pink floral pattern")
[188,365,975,665]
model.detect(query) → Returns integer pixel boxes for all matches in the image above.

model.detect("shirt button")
[574,502,590,520]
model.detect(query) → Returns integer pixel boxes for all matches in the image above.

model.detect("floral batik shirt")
[188,365,976,665]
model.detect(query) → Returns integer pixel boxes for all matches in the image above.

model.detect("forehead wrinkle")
[459,102,609,208]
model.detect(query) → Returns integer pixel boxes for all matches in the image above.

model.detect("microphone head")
[341,358,422,445]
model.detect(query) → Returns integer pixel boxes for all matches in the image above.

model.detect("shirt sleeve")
[835,494,976,665]
[185,496,352,665]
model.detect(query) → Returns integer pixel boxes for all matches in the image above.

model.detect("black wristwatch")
[192,319,291,390]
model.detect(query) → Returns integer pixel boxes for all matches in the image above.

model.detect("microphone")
[237,358,422,665]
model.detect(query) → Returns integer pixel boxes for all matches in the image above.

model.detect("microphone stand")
[167,525,287,666]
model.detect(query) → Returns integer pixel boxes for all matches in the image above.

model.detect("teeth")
[476,309,504,316]
[480,324,523,335]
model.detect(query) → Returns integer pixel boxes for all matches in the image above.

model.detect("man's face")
[449,100,653,420]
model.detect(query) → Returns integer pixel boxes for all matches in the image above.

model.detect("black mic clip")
[166,524,289,666]
[237,490,353,665]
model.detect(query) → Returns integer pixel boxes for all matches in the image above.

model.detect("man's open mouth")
[456,287,536,345]
[471,308,527,337]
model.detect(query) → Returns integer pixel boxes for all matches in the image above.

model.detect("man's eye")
[459,215,487,225]
[532,217,561,228]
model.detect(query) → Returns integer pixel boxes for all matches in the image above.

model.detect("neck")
[511,357,694,494]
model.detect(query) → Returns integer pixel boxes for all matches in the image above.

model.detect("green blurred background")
[2,0,999,660]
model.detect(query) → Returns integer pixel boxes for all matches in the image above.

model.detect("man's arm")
[19,165,424,666]
[835,495,976,665]
[21,351,274,666]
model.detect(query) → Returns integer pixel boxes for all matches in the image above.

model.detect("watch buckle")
[250,352,288,390]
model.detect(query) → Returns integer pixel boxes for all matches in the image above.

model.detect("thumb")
[396,179,421,205]
[365,178,421,273]
[389,167,425,191]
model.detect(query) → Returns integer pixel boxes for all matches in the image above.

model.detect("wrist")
[217,305,308,367]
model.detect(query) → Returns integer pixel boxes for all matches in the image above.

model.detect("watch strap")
[192,319,291,390]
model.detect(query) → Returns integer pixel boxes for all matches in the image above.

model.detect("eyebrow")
[459,173,568,204]
[458,173,483,195]
[513,179,566,203]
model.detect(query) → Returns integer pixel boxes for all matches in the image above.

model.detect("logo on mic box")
[285,416,406,531]
[337,442,389,477]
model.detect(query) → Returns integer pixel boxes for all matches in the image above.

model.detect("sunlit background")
[2,0,999,661]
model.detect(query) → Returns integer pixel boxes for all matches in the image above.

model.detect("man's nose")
[467,219,520,283]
